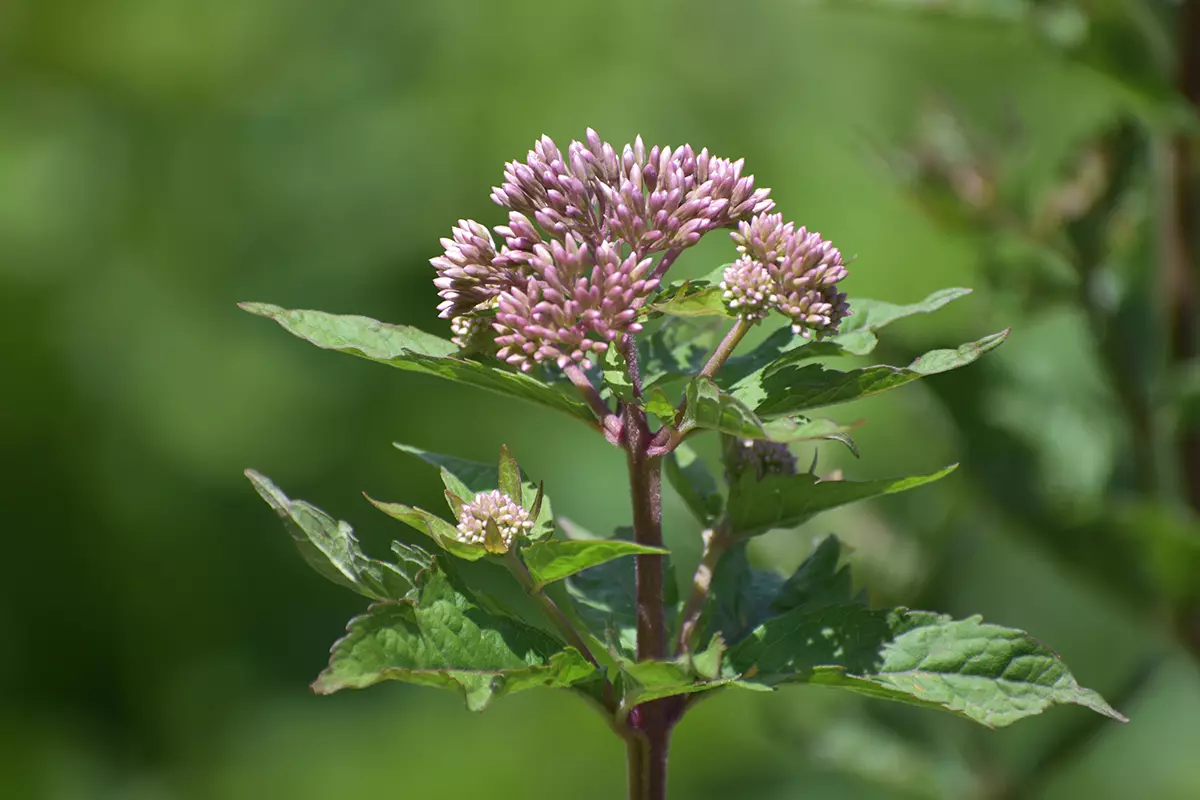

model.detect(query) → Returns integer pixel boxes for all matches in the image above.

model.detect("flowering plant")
[242,130,1123,799]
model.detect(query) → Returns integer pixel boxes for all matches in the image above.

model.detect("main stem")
[624,400,673,799]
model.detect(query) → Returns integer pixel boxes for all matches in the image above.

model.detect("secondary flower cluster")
[432,130,774,368]
[729,439,799,481]
[723,214,850,337]
[455,489,533,550]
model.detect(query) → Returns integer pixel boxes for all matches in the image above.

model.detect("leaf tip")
[238,301,281,318]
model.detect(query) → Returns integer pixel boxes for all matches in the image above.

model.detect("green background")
[3,2,1197,798]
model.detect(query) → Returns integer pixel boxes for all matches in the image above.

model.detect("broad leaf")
[313,569,596,711]
[246,470,422,599]
[647,270,733,318]
[665,443,724,524]
[728,465,957,536]
[614,637,733,713]
[521,540,669,589]
[726,605,1127,728]
[682,376,768,438]
[394,444,554,539]
[769,535,856,614]
[705,542,786,646]
[732,330,1010,417]
[239,304,595,425]
[640,316,724,391]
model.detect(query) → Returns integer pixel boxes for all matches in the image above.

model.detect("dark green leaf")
[640,317,725,390]
[770,535,856,614]
[728,465,957,537]
[726,605,1127,728]
[521,540,669,590]
[313,569,596,711]
[665,443,724,524]
[733,331,1010,417]
[239,304,596,425]
[246,470,422,599]
[705,542,786,646]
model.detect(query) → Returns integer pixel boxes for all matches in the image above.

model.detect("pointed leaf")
[727,605,1127,728]
[522,540,669,589]
[665,443,724,524]
[770,535,855,614]
[497,445,522,504]
[647,271,733,319]
[731,330,1010,417]
[644,387,678,424]
[313,569,595,711]
[728,465,957,537]
[833,288,974,356]
[640,317,724,391]
[240,304,595,425]
[395,444,554,539]
[246,470,422,599]
[705,542,785,646]
[365,496,488,561]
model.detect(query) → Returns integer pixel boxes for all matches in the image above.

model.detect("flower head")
[720,256,777,321]
[455,489,534,550]
[730,439,798,481]
[730,214,850,337]
[431,220,506,319]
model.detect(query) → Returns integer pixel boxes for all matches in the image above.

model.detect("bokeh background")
[4,1,1200,798]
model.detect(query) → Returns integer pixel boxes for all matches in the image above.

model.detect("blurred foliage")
[3,0,1200,798]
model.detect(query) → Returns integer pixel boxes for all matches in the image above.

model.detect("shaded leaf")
[240,304,595,425]
[833,288,974,355]
[728,466,957,537]
[246,470,422,599]
[665,443,724,524]
[682,376,768,437]
[705,542,786,646]
[770,535,856,614]
[313,569,595,711]
[522,540,669,590]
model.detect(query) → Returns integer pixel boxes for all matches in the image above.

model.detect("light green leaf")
[614,637,732,712]
[239,303,596,425]
[521,540,669,589]
[665,443,724,524]
[728,466,957,537]
[727,605,1127,728]
[394,444,554,540]
[644,387,678,424]
[647,272,733,318]
[313,569,596,711]
[600,345,636,403]
[682,376,768,438]
[732,331,1010,417]
[365,497,488,561]
[246,470,422,599]
[497,445,522,504]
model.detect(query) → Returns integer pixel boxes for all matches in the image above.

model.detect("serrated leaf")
[521,540,669,589]
[313,569,596,711]
[726,604,1127,727]
[239,304,596,425]
[665,443,724,524]
[394,444,554,540]
[732,331,1010,417]
[246,470,422,599]
[728,466,957,537]
[366,497,489,561]
[705,542,786,646]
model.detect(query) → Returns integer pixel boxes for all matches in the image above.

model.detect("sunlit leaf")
[521,539,669,590]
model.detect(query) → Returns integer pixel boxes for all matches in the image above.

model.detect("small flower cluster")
[723,214,850,337]
[432,130,774,370]
[455,489,534,550]
[729,439,798,481]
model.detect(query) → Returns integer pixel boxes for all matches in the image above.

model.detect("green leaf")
[770,535,856,614]
[665,443,724,524]
[394,444,554,540]
[365,497,489,561]
[497,445,522,504]
[644,387,678,424]
[521,540,669,590]
[239,304,596,425]
[705,542,786,646]
[640,317,725,391]
[246,470,423,599]
[600,345,636,403]
[728,465,957,537]
[732,330,1010,417]
[833,288,974,356]
[647,271,733,318]
[726,605,1127,728]
[682,376,768,437]
[313,569,596,711]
